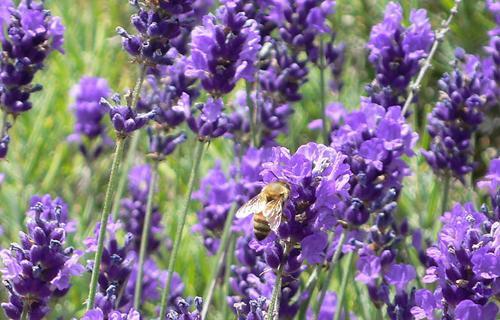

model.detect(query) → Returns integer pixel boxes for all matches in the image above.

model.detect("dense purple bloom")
[366,2,434,108]
[68,76,111,160]
[0,0,64,115]
[81,308,141,320]
[228,90,293,144]
[0,0,12,40]
[101,95,156,137]
[478,158,500,197]
[416,203,500,319]
[138,57,198,128]
[117,0,194,65]
[193,162,236,254]
[147,130,187,160]
[1,195,83,320]
[270,0,335,61]
[69,76,111,139]
[331,100,417,224]
[422,52,486,181]
[234,297,267,320]
[166,297,203,320]
[85,220,135,315]
[259,45,308,103]
[125,259,183,311]
[187,97,230,140]
[186,5,261,96]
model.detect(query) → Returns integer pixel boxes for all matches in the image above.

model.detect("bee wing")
[263,199,283,232]
[235,195,267,219]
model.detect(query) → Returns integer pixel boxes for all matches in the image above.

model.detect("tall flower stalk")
[133,160,158,309]
[159,139,205,318]
[86,94,155,310]
[86,137,125,310]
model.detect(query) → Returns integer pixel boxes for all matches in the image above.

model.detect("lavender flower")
[330,100,417,224]
[70,77,111,138]
[411,203,500,319]
[306,291,355,320]
[101,95,156,138]
[478,158,500,198]
[259,45,308,103]
[126,259,183,311]
[68,76,111,160]
[117,0,193,65]
[422,52,486,181]
[187,97,230,140]
[1,195,84,320]
[147,130,187,160]
[85,220,135,315]
[166,297,203,320]
[82,308,141,320]
[366,2,434,108]
[186,5,261,97]
[138,58,198,129]
[0,0,12,40]
[0,0,64,115]
[270,0,335,61]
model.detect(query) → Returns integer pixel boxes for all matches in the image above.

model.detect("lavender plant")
[1,1,500,320]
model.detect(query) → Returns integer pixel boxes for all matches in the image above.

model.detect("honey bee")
[235,182,291,241]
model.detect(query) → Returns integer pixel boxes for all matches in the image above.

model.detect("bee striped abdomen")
[253,211,271,241]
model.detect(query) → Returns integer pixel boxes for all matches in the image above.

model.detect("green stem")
[267,261,285,320]
[333,251,355,320]
[112,131,140,220]
[86,137,125,310]
[159,140,205,319]
[130,65,147,109]
[297,266,320,319]
[441,175,450,214]
[201,204,237,319]
[20,303,28,320]
[133,160,159,310]
[401,0,460,115]
[222,235,236,319]
[245,81,259,147]
[375,307,384,320]
[314,230,347,319]
[319,39,328,144]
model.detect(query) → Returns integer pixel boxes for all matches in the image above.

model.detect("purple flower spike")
[417,202,500,319]
[186,5,261,96]
[147,129,187,160]
[1,195,83,320]
[366,1,434,108]
[0,0,64,115]
[187,97,230,140]
[102,95,156,138]
[117,0,194,65]
[422,52,486,181]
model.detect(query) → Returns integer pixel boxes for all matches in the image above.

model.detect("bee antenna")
[270,171,280,181]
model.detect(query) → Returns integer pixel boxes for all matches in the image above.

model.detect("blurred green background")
[0,0,496,318]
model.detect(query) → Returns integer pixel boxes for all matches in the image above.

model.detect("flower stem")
[111,63,147,220]
[333,251,355,320]
[133,160,159,310]
[111,131,140,220]
[319,39,328,144]
[314,230,347,319]
[222,235,236,319]
[130,65,147,109]
[401,0,461,115]
[86,137,126,310]
[441,175,450,214]
[246,81,259,147]
[20,304,28,320]
[297,265,320,319]
[201,204,237,319]
[267,260,285,320]
[159,140,205,319]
